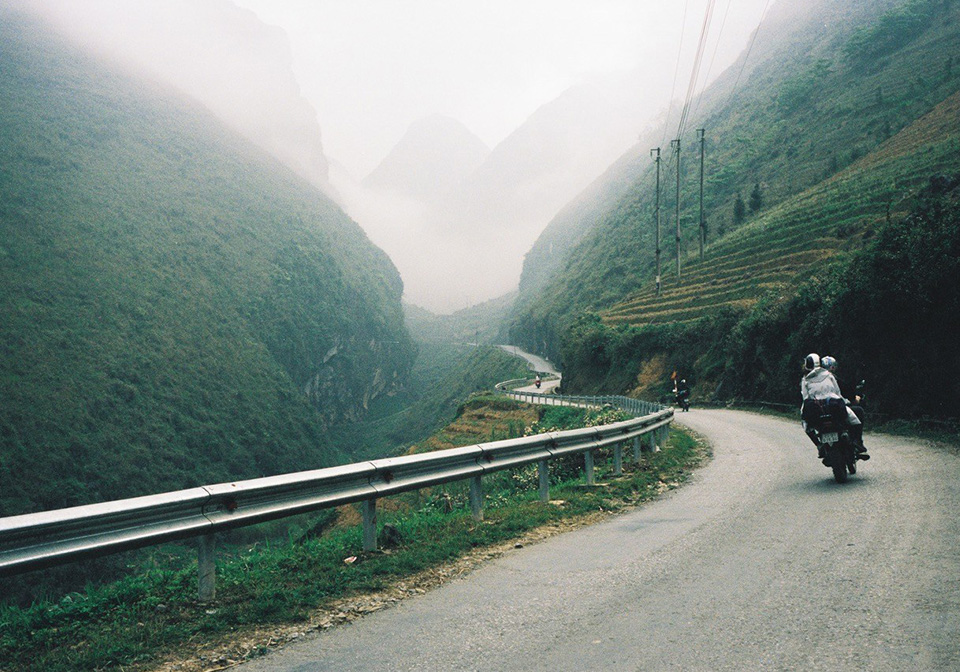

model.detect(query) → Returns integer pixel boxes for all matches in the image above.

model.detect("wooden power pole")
[698,128,705,261]
[650,147,662,296]
[670,137,681,283]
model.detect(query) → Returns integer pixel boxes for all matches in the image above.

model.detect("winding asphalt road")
[238,409,960,671]
[497,345,562,394]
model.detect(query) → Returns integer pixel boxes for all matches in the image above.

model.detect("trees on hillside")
[725,174,960,417]
[749,183,764,213]
[733,192,746,224]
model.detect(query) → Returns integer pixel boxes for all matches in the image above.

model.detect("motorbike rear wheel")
[829,449,848,483]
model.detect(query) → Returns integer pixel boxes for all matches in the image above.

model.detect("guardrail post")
[198,533,216,603]
[633,436,641,461]
[657,425,669,450]
[613,443,623,476]
[648,430,657,453]
[469,476,484,521]
[584,450,595,486]
[538,459,550,502]
[362,499,377,552]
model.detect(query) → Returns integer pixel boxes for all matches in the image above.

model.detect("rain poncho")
[801,367,861,427]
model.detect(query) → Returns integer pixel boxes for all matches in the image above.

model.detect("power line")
[662,0,692,148]
[650,147,662,297]
[676,0,717,140]
[725,0,773,109]
[691,0,733,121]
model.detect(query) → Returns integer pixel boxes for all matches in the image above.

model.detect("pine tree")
[749,182,764,213]
[733,192,746,224]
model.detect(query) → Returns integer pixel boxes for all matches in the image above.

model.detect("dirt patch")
[629,354,669,399]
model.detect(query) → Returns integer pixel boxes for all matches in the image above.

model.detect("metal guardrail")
[0,389,672,601]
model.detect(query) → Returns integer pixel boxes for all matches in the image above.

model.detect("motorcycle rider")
[801,353,868,460]
[675,378,691,411]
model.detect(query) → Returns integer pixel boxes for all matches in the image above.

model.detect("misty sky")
[231,0,774,180]
[24,0,777,312]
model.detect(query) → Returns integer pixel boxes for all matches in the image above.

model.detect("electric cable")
[676,0,716,140]
[724,0,773,109]
[691,0,733,121]
[661,0,692,148]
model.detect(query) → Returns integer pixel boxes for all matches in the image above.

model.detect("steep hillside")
[404,292,516,345]
[510,0,960,376]
[327,342,531,461]
[29,0,334,197]
[603,90,960,328]
[0,6,415,515]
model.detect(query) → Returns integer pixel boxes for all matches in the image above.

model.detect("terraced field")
[601,91,960,328]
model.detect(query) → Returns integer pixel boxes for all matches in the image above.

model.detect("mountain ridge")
[508,0,960,415]
[23,0,336,198]
[0,4,415,515]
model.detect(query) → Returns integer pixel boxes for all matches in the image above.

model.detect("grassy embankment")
[0,398,703,672]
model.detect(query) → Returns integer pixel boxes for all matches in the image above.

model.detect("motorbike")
[675,388,690,412]
[806,401,859,483]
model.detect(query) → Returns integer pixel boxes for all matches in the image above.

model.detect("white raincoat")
[801,367,861,427]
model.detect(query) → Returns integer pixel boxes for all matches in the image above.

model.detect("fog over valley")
[20,0,773,312]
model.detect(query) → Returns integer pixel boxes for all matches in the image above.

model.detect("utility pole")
[697,128,705,261]
[670,137,681,283]
[650,147,662,296]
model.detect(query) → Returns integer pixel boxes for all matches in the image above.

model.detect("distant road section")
[497,345,561,393]
[237,409,960,670]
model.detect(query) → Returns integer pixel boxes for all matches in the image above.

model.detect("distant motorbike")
[675,388,690,412]
[534,377,542,389]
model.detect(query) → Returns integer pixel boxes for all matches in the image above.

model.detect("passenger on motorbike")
[822,355,868,456]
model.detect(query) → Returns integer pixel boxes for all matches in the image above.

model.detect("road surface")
[237,409,960,671]
[498,345,562,394]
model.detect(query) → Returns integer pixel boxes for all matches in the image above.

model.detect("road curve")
[498,345,562,394]
[497,345,560,377]
[237,409,960,671]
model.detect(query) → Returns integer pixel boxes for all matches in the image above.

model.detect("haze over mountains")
[340,69,672,311]
[20,0,770,313]
[362,114,490,202]
[24,0,335,198]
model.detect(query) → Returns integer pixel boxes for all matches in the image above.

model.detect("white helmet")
[803,353,820,371]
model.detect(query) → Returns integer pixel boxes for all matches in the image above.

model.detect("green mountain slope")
[509,0,960,416]
[512,0,959,344]
[0,7,415,515]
